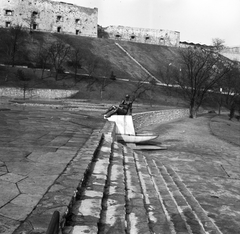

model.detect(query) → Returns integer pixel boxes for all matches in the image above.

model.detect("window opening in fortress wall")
[5,10,14,16]
[5,21,11,27]
[56,15,63,22]
[130,35,136,40]
[33,23,37,30]
[32,11,38,17]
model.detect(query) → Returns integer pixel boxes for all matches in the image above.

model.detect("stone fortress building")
[104,25,180,47]
[0,0,180,47]
[0,0,98,37]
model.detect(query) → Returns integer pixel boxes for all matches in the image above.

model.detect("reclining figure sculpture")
[103,94,132,119]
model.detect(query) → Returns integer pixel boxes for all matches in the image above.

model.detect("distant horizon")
[52,0,240,48]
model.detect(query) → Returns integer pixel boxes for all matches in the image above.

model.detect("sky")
[53,0,240,47]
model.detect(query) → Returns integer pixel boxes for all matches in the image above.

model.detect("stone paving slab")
[0,100,105,234]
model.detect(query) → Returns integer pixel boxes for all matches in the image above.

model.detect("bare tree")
[35,45,51,79]
[0,25,27,67]
[85,59,115,99]
[67,49,83,82]
[219,64,240,117]
[176,47,232,118]
[99,60,115,99]
[48,42,71,80]
[130,72,155,103]
[212,38,225,52]
[82,55,99,78]
[158,64,174,86]
[23,11,38,33]
[16,69,32,99]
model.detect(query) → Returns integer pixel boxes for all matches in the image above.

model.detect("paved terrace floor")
[0,99,106,234]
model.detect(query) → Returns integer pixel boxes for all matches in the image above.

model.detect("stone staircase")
[61,135,222,234]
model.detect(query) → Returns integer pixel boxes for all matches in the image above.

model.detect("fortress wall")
[105,25,180,47]
[0,0,98,37]
[133,108,189,130]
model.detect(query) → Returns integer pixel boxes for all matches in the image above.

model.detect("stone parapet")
[132,108,190,130]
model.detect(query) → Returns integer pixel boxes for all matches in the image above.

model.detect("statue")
[103,94,132,118]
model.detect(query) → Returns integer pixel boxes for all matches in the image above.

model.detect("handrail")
[46,211,60,234]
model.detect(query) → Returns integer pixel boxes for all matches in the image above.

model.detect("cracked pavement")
[0,101,105,234]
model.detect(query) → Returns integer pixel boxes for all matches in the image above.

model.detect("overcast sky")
[53,0,240,47]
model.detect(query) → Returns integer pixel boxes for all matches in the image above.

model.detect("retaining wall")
[133,108,190,130]
[0,87,78,99]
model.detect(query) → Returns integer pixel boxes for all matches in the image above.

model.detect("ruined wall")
[0,0,98,37]
[105,25,180,47]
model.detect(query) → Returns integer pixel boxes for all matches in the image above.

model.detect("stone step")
[62,137,113,234]
[148,158,203,234]
[131,151,181,234]
[123,146,152,234]
[61,137,223,234]
[98,141,126,234]
[157,163,223,234]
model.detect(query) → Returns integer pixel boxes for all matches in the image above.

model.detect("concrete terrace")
[0,98,240,234]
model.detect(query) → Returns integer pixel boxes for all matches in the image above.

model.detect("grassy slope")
[117,41,181,79]
[0,30,181,82]
[0,30,220,110]
[52,33,181,81]
[209,114,240,146]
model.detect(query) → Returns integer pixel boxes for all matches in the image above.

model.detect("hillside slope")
[53,33,182,82]
[0,29,182,82]
[13,31,179,82]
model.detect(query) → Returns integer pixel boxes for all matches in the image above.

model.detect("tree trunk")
[218,105,221,115]
[189,100,197,118]
[55,71,58,81]
[23,87,26,100]
[189,107,197,118]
